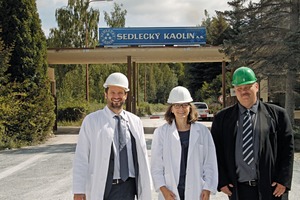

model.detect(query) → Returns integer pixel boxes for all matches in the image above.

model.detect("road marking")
[0,135,77,181]
[0,154,45,180]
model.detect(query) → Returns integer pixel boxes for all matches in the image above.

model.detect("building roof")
[47,46,230,64]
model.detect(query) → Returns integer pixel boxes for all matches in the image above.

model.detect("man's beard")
[110,101,124,109]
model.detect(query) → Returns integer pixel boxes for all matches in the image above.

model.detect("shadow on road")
[55,127,80,135]
[0,143,76,155]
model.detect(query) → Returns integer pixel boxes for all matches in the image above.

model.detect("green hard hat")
[232,66,257,86]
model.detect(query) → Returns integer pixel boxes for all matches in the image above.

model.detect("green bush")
[86,101,106,114]
[137,102,152,117]
[55,101,168,126]
[57,98,89,122]
[0,80,55,149]
[56,101,105,126]
[57,106,85,122]
[137,102,167,117]
[150,103,168,113]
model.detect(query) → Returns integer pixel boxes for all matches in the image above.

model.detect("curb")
[55,126,156,135]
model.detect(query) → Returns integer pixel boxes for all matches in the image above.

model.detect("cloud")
[37,0,230,37]
[107,0,230,27]
[36,0,68,36]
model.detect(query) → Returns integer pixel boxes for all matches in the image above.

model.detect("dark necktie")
[115,115,129,181]
[242,110,254,165]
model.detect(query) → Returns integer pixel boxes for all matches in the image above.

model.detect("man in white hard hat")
[73,72,152,200]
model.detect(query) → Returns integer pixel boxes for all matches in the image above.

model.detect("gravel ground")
[0,126,299,200]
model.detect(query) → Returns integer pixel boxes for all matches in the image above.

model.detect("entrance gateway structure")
[47,27,230,113]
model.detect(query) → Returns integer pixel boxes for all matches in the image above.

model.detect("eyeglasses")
[235,83,255,92]
[172,103,190,109]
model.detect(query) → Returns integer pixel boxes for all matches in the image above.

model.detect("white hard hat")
[103,72,130,92]
[167,86,193,104]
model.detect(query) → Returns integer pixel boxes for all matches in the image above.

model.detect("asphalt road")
[0,125,299,200]
[0,133,75,200]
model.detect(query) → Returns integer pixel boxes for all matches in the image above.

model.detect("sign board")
[230,88,236,96]
[218,95,223,104]
[99,27,206,46]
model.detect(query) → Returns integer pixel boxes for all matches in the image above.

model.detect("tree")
[200,10,213,44]
[198,73,232,101]
[0,0,55,148]
[185,63,223,100]
[47,0,101,105]
[221,0,248,67]
[186,10,231,103]
[0,30,12,85]
[140,63,178,104]
[48,0,100,48]
[201,10,230,46]
[0,0,47,82]
[47,1,128,106]
[154,64,178,103]
[169,63,186,86]
[104,2,127,28]
[221,0,300,124]
[0,32,13,144]
[145,64,157,103]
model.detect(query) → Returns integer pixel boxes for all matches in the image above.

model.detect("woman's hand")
[220,184,234,196]
[74,194,86,200]
[201,189,211,200]
[160,186,176,200]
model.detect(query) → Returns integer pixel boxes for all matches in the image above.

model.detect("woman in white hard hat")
[151,86,218,200]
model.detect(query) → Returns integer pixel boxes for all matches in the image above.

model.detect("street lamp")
[85,0,113,102]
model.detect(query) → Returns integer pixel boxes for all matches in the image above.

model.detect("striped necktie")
[115,115,129,181]
[242,110,254,165]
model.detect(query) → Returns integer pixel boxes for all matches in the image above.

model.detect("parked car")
[192,102,214,121]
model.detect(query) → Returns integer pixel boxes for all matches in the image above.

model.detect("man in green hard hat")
[211,66,294,200]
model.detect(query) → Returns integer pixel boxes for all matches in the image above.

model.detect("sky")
[36,0,231,37]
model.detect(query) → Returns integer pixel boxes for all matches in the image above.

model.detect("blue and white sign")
[99,27,206,46]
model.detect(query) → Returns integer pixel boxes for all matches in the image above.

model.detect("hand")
[272,182,286,197]
[160,186,176,200]
[200,189,210,200]
[74,194,86,200]
[220,184,234,196]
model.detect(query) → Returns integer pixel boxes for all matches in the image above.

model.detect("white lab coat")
[151,121,218,200]
[73,106,152,200]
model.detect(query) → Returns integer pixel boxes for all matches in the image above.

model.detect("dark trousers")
[237,182,259,200]
[104,178,136,200]
[235,183,287,200]
[178,187,185,200]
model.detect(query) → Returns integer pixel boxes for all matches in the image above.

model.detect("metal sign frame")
[99,27,206,46]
